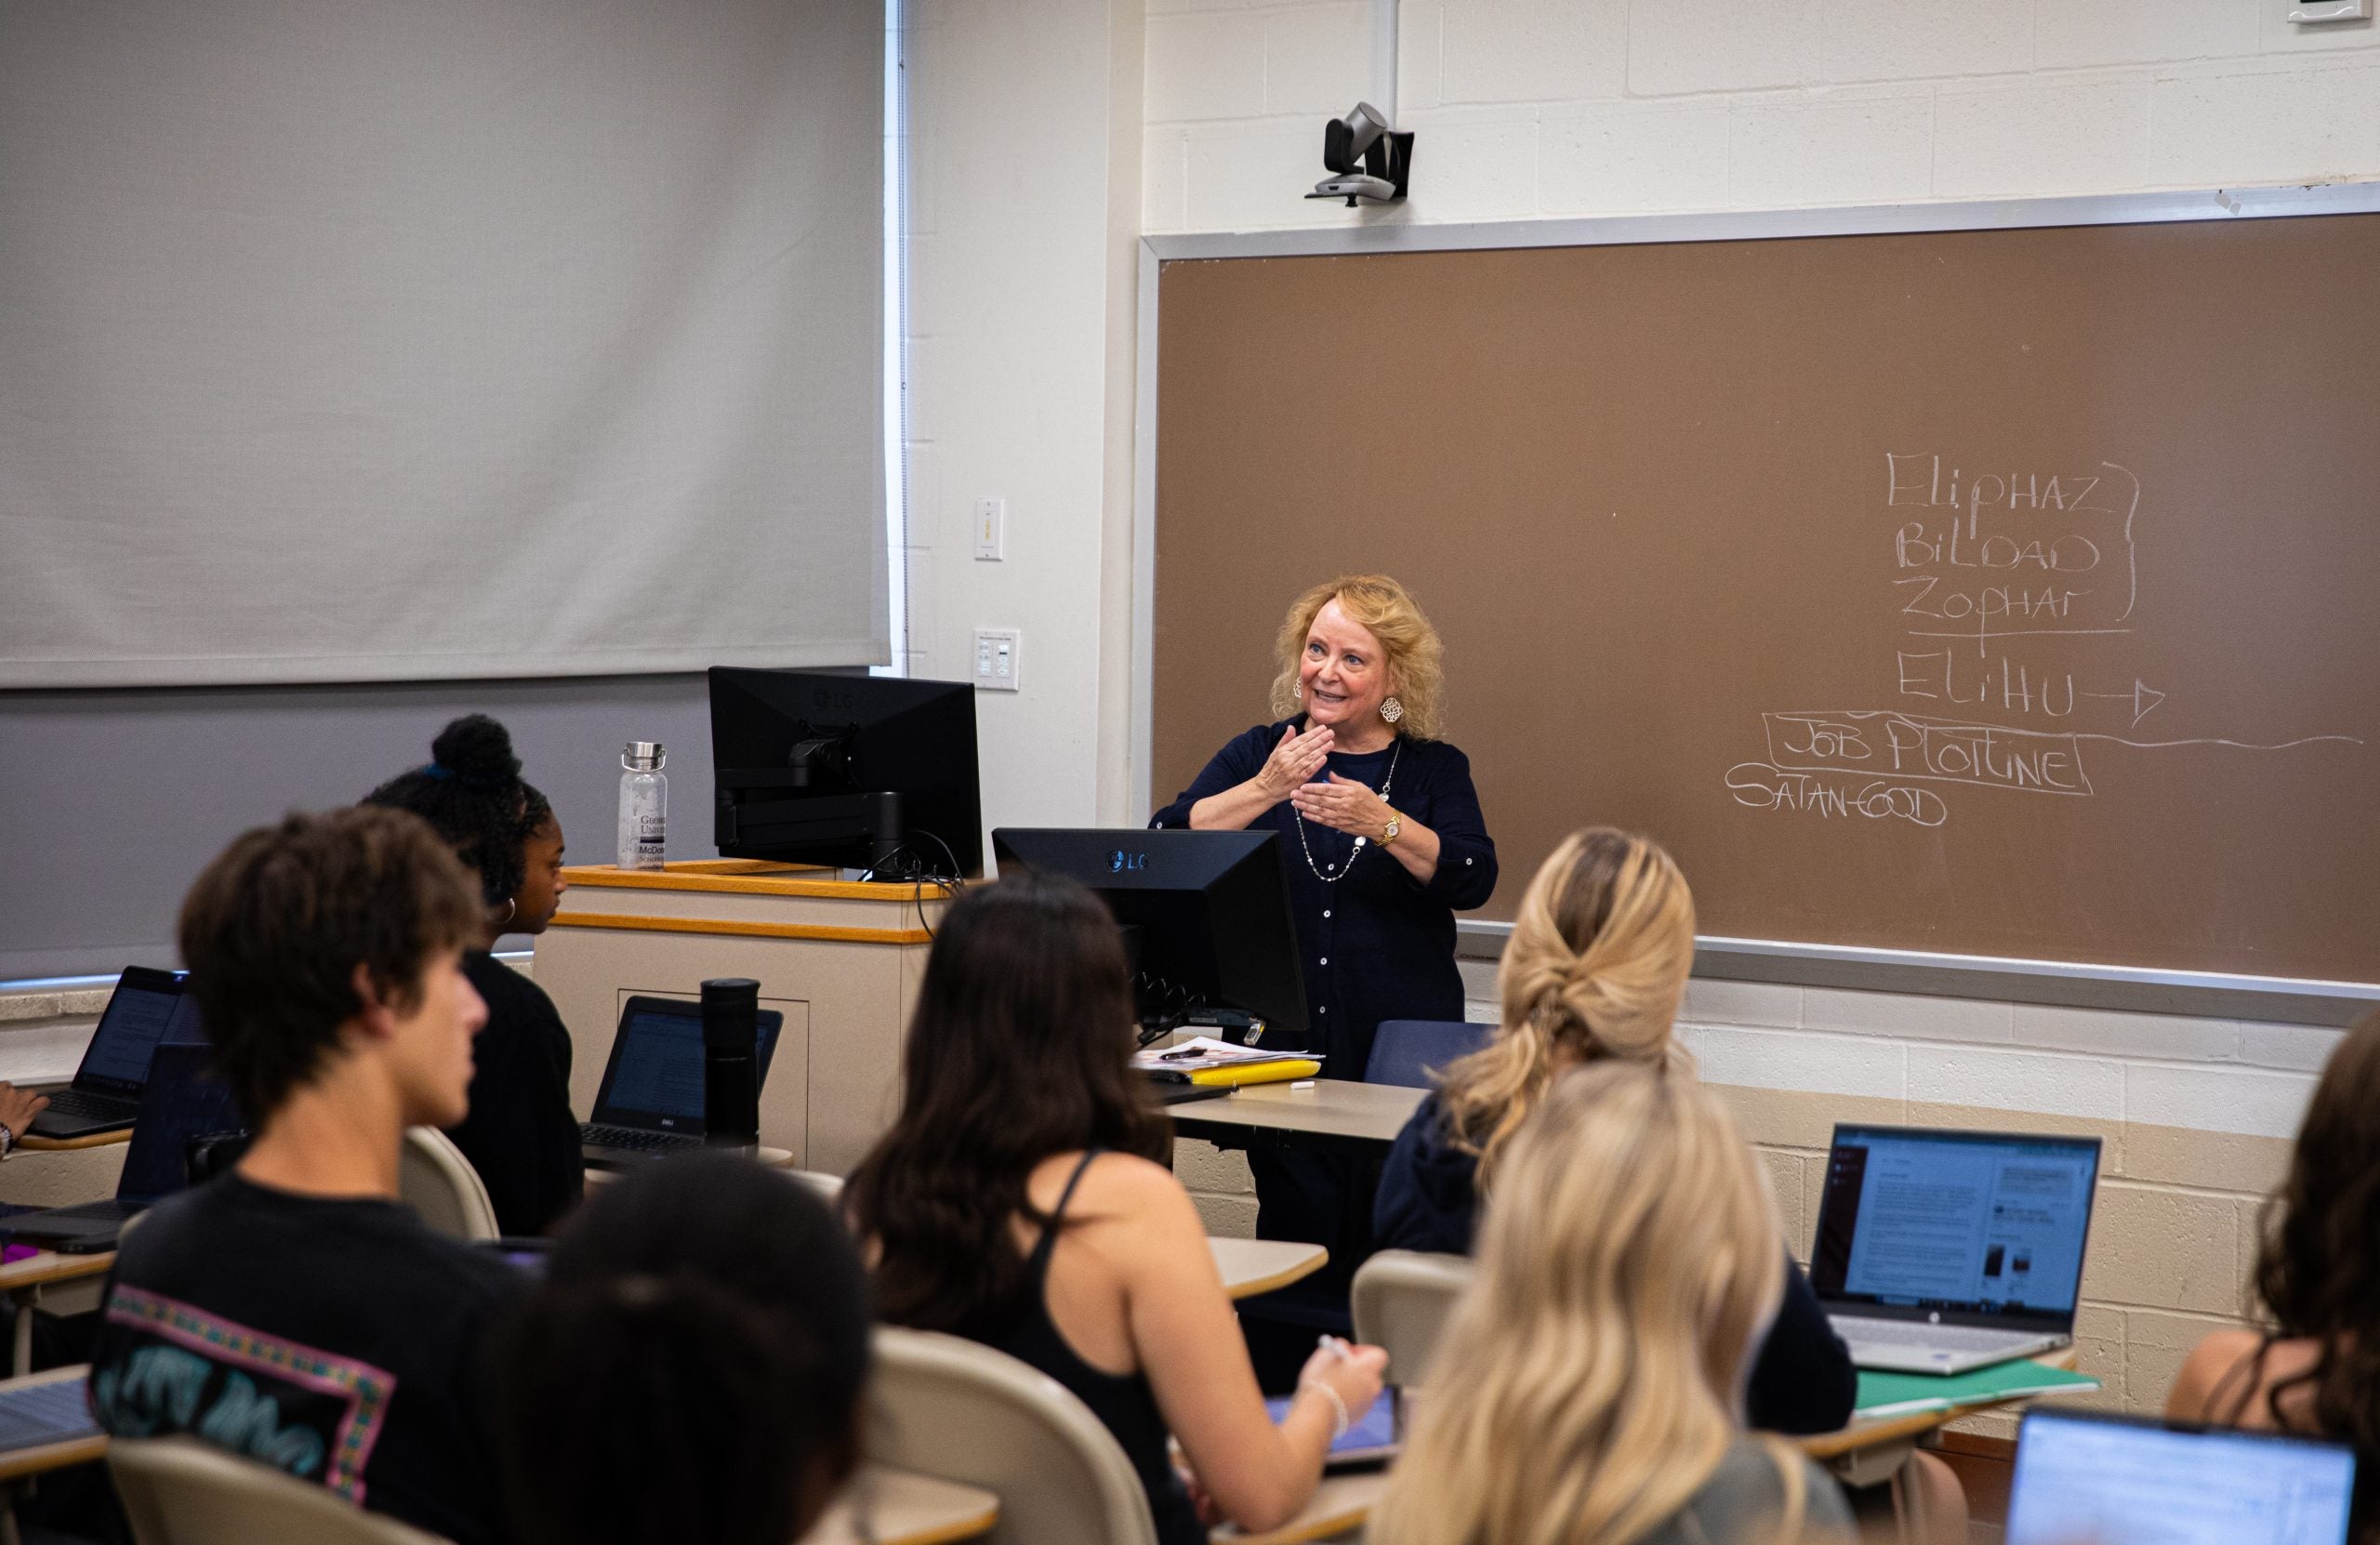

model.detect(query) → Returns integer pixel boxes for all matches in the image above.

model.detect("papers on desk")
[1853,1361,2099,1420]
[1134,1037,1324,1088]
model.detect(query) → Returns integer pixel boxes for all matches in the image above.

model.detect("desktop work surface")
[1170,1079,1423,1155]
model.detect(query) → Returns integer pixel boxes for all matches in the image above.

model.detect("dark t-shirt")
[88,1173,519,1545]
[450,950,584,1237]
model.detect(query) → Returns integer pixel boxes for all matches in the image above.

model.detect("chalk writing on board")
[1723,451,2360,827]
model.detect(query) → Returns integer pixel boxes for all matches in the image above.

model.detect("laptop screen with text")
[2006,1410,2354,1545]
[78,969,207,1093]
[1812,1126,2099,1318]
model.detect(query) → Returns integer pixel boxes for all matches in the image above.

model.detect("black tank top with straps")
[972,1150,1205,1545]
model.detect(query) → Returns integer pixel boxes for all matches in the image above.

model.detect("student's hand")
[1297,1340,1388,1430]
[0,1083,49,1142]
[1253,722,1333,801]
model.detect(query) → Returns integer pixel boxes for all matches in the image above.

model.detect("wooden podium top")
[561,859,948,903]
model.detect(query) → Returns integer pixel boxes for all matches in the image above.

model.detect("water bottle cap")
[622,741,666,772]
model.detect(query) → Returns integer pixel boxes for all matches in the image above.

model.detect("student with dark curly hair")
[365,715,581,1235]
[494,1153,870,1545]
[2168,1006,2380,1542]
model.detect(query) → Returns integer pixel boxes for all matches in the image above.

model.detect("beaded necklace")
[1291,738,1399,884]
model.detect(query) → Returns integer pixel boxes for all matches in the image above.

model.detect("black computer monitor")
[709,667,983,878]
[989,828,1310,1042]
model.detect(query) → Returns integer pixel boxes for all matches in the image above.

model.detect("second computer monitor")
[990,827,1309,1041]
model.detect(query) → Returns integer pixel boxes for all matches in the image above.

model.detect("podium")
[535,861,954,1173]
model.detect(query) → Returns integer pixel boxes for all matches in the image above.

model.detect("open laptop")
[0,1372,102,1457]
[6,1044,245,1253]
[2006,1408,2356,1545]
[580,995,784,1169]
[28,966,210,1140]
[1809,1124,2101,1375]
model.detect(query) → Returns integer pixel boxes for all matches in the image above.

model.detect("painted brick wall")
[1144,0,2380,231]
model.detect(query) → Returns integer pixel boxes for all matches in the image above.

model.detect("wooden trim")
[886,1504,1000,1545]
[18,1128,130,1153]
[1928,1430,2017,1459]
[548,911,932,946]
[0,1250,115,1293]
[561,864,949,903]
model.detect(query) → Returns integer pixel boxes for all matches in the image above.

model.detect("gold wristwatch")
[1380,810,1403,848]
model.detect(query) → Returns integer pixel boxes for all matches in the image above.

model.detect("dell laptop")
[1809,1124,2102,1375]
[2006,1408,2355,1545]
[579,995,783,1169]
[28,966,210,1140]
[6,1044,245,1252]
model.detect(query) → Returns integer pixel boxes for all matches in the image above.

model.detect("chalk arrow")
[2082,680,2167,728]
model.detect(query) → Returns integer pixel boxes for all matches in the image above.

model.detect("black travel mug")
[701,977,761,1151]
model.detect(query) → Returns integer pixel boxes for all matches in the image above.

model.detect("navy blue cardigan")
[1149,720,1496,1078]
[1375,1091,1858,1436]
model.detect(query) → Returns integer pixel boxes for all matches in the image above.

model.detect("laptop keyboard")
[39,1089,133,1120]
[0,1377,100,1453]
[1835,1317,2046,1352]
[580,1124,700,1154]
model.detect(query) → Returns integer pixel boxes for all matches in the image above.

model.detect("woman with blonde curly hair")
[1152,574,1498,1373]
[1374,827,1858,1436]
[1373,1060,1855,1545]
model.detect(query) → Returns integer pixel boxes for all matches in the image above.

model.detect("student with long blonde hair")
[1373,826,1857,1433]
[1375,1061,1854,1545]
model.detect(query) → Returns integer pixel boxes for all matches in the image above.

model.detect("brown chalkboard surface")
[1152,216,2380,984]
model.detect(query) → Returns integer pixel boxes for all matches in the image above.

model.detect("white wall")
[901,0,1144,836]
[1144,0,2380,232]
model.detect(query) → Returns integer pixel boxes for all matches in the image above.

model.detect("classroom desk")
[1798,1350,2082,1486]
[0,1251,111,1377]
[1210,1238,1328,1300]
[579,1146,797,1188]
[801,1466,999,1545]
[0,1366,103,1545]
[1211,1472,1385,1545]
[1170,1080,1422,1156]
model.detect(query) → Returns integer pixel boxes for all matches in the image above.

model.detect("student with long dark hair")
[495,1153,870,1545]
[845,871,1386,1544]
[365,714,581,1235]
[2169,1006,2380,1540]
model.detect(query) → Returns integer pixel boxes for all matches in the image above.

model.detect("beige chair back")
[110,1435,452,1545]
[398,1127,499,1241]
[868,1325,1159,1545]
[1352,1249,1475,1388]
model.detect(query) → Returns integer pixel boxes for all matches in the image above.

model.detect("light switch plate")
[974,498,1005,561]
[972,627,1020,691]
[2289,0,2370,20]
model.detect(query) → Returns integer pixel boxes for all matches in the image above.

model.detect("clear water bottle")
[617,742,668,870]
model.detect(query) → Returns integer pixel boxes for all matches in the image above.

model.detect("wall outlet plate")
[974,497,1005,561]
[2289,0,2370,20]
[972,627,1020,691]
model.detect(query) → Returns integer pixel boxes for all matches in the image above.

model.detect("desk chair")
[110,1435,450,1545]
[869,1326,1158,1545]
[1350,1249,1474,1386]
[397,1129,498,1242]
[1362,1022,1494,1089]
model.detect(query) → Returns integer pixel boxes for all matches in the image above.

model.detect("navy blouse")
[1149,719,1497,1077]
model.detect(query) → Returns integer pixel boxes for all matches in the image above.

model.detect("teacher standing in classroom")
[1152,574,1497,1350]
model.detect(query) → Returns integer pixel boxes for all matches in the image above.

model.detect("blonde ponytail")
[1437,828,1697,1185]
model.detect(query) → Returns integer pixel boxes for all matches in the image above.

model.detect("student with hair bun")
[1373,826,1858,1435]
[494,1153,871,1545]
[365,714,581,1235]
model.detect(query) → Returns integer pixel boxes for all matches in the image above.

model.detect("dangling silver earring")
[1291,680,1302,700]
[1380,695,1404,724]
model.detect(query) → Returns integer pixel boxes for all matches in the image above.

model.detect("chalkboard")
[1150,214,2379,984]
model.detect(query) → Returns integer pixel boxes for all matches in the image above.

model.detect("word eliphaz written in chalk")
[1723,450,2360,829]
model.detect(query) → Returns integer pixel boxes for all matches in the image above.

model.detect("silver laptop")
[1809,1124,2101,1375]
[2007,1408,2355,1545]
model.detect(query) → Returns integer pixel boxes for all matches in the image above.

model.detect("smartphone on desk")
[1263,1388,1400,1471]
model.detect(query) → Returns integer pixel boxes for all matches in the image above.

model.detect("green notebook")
[1855,1360,2100,1420]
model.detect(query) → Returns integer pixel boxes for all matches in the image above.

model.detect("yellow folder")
[1186,1058,1322,1088]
